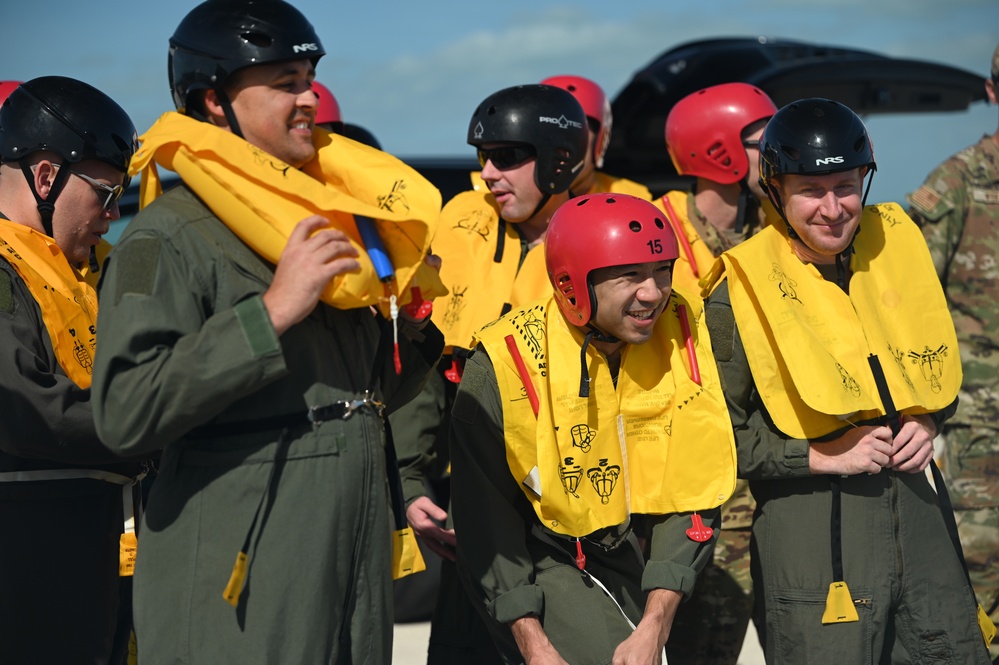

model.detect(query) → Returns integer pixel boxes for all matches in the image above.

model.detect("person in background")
[906,42,999,662]
[0,75,142,665]
[90,1,445,661]
[658,82,777,665]
[392,83,588,663]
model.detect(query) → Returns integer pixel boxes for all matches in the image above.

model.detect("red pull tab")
[444,358,463,383]
[685,513,713,543]
[575,539,586,571]
[403,287,433,320]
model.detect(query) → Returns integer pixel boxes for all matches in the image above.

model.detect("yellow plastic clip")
[392,527,426,580]
[821,581,860,624]
[119,532,138,577]
[222,551,249,607]
[978,604,996,648]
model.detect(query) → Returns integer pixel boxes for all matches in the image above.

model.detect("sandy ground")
[391,618,767,664]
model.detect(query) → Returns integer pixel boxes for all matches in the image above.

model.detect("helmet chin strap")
[19,160,71,239]
[212,86,244,139]
[577,321,620,398]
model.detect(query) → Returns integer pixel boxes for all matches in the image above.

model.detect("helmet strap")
[19,160,71,239]
[529,192,552,221]
[860,167,875,207]
[213,86,244,139]
[735,180,759,236]
[577,326,620,398]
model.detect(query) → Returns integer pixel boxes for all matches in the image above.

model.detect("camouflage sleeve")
[906,158,970,280]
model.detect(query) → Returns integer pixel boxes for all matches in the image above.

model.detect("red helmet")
[546,193,679,326]
[0,81,22,106]
[665,82,776,184]
[312,81,342,127]
[541,75,612,169]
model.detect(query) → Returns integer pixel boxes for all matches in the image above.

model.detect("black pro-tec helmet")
[759,98,876,212]
[169,0,326,114]
[0,76,137,241]
[0,76,137,172]
[467,84,588,195]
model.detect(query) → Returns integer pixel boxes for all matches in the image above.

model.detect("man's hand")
[510,616,570,665]
[612,588,680,665]
[262,216,360,336]
[888,414,936,473]
[809,425,893,475]
[405,496,456,561]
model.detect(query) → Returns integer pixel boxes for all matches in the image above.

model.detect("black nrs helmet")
[169,0,325,115]
[467,84,588,195]
[0,76,137,173]
[759,98,877,216]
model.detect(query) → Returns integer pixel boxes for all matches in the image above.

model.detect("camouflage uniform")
[667,194,756,665]
[906,83,999,657]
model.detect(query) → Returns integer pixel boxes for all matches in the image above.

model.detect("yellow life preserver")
[475,292,736,537]
[131,112,446,315]
[655,191,719,296]
[0,218,98,388]
[432,190,549,350]
[709,203,961,439]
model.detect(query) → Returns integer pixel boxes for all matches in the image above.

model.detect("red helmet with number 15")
[546,193,679,326]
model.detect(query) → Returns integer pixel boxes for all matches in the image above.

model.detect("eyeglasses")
[69,169,126,212]
[477,145,536,170]
[742,139,761,150]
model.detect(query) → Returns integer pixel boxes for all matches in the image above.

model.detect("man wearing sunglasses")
[388,83,588,663]
[0,76,142,664]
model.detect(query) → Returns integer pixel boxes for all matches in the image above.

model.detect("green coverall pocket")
[768,586,874,665]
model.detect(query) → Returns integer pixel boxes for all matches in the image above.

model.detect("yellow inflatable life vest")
[0,218,98,388]
[432,190,549,350]
[711,203,960,439]
[131,112,446,315]
[475,293,736,537]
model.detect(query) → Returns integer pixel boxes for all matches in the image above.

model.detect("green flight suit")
[706,279,990,665]
[92,185,443,665]
[450,348,717,665]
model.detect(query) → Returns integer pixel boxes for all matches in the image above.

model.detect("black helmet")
[169,0,325,114]
[759,98,876,191]
[467,84,587,195]
[0,76,137,172]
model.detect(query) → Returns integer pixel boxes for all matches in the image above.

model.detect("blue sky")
[2,0,997,205]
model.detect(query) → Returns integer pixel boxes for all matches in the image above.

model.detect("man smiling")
[450,193,735,664]
[91,1,445,662]
[704,98,992,663]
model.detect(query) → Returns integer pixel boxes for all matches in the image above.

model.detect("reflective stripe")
[0,468,142,535]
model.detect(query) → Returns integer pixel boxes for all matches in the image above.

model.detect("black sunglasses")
[477,145,536,170]
[742,139,761,150]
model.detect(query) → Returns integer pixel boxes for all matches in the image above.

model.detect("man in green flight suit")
[91,1,444,662]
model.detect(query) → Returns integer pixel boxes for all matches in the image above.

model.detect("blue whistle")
[355,215,394,283]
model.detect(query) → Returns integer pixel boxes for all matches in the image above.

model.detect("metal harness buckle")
[307,391,385,427]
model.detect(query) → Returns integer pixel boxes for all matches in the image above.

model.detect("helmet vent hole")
[852,136,866,153]
[240,32,273,48]
[487,106,497,116]
[653,217,664,230]
[576,198,589,206]
[629,221,642,233]
[605,197,616,204]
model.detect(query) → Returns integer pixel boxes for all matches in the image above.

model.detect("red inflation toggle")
[686,513,713,543]
[575,539,586,571]
[403,286,433,320]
